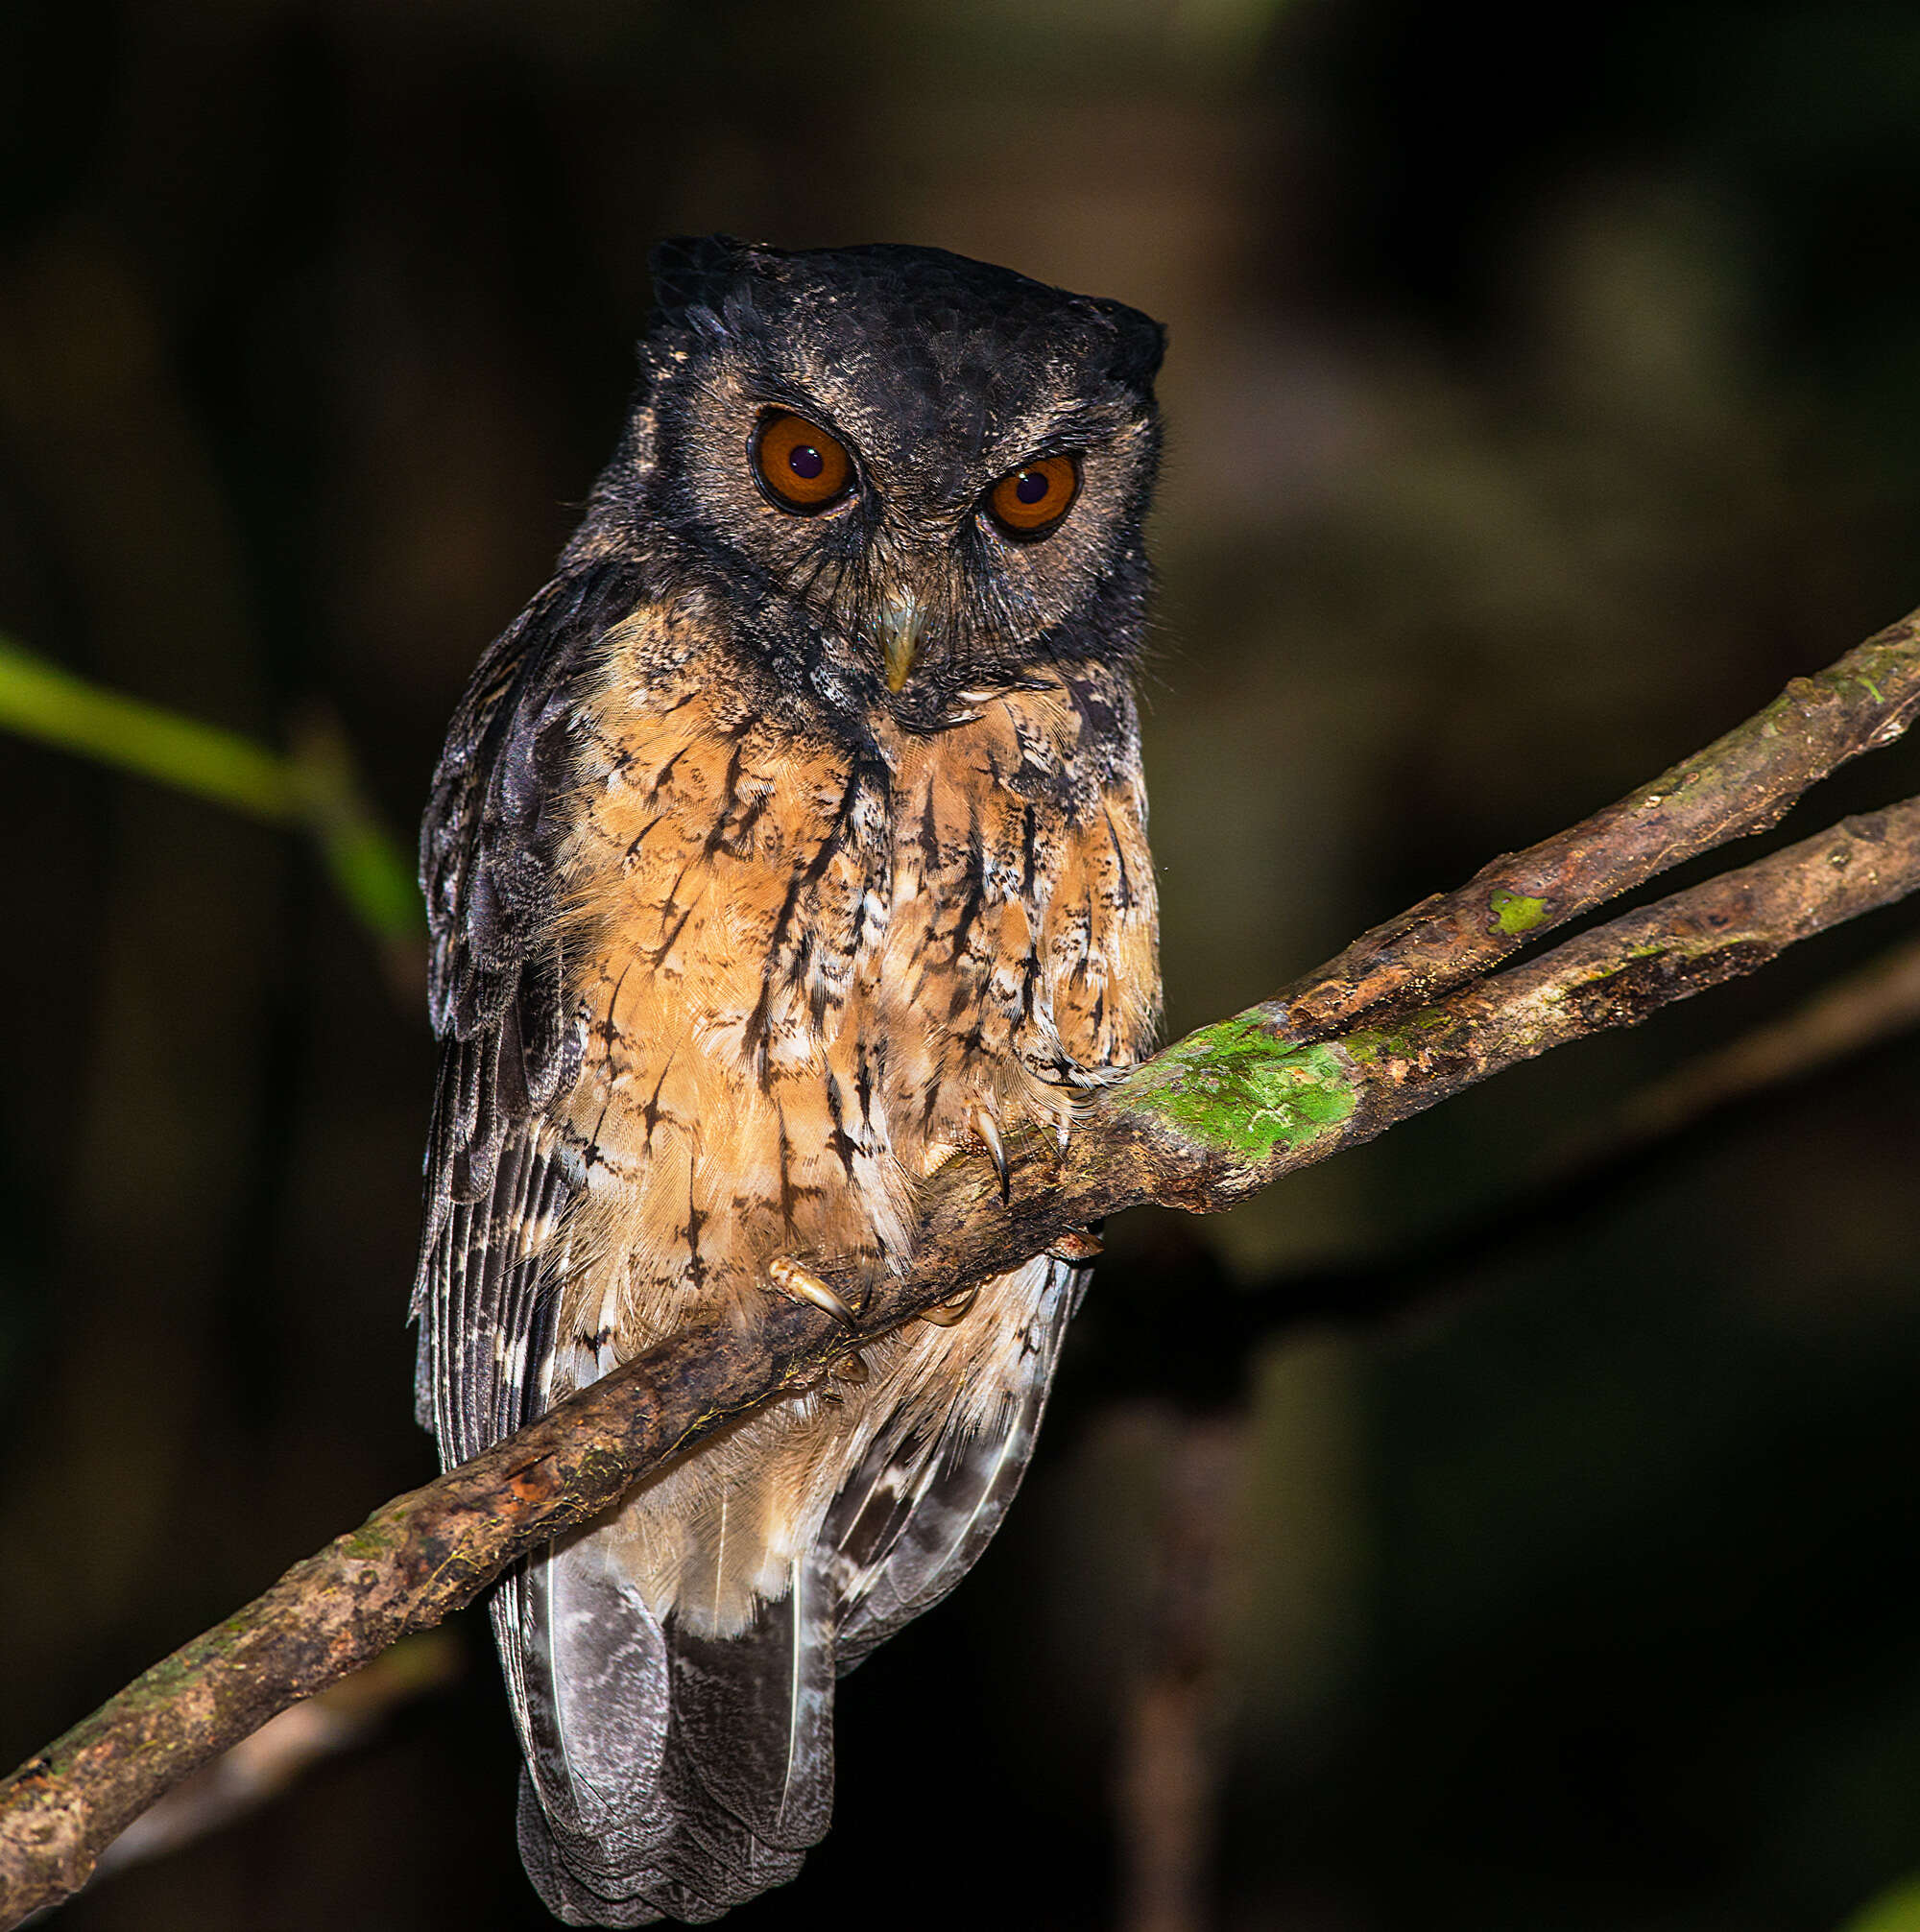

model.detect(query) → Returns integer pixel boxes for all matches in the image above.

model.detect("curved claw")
[916,1283,980,1327]
[972,1106,1010,1204]
[767,1255,855,1327]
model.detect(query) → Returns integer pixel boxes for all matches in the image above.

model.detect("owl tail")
[509,1531,837,1927]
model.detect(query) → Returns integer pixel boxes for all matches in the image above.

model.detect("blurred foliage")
[3,2,1920,1929]
[0,633,421,945]
[1848,1877,1920,1932]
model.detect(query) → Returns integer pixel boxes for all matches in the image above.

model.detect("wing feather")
[413,554,840,1924]
[827,1256,1084,1673]
[409,558,646,1807]
[413,558,637,1456]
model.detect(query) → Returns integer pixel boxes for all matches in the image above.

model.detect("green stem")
[0,636,300,822]
[0,634,421,942]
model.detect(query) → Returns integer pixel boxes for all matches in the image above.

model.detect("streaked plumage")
[413,236,1164,1924]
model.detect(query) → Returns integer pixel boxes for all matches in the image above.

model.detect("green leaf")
[0,636,300,823]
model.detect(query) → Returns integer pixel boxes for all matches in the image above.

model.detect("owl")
[413,236,1164,1924]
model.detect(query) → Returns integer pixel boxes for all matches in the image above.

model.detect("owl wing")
[416,560,818,1926]
[413,559,651,1451]
[825,1255,1084,1674]
[412,558,650,1758]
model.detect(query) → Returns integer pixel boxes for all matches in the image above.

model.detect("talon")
[972,1107,1010,1204]
[830,1348,870,1383]
[1047,1226,1104,1262]
[768,1255,855,1327]
[916,1283,980,1327]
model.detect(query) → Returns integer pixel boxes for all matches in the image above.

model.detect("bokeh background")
[6,3,1920,1928]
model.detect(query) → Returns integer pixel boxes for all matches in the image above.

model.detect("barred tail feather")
[509,1261,1076,1922]
[513,1539,834,1926]
[516,1535,673,1868]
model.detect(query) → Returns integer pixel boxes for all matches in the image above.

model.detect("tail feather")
[506,1260,1078,1923]
[517,1776,674,1928]
[517,1765,806,1927]
[513,1538,833,1925]
[517,1533,672,1849]
[662,1556,834,1851]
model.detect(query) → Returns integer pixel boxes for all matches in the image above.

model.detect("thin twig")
[1272,608,1920,1039]
[1612,926,1920,1143]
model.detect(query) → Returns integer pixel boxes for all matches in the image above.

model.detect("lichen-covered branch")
[5,612,1920,1927]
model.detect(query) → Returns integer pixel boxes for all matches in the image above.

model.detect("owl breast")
[543,601,1157,1634]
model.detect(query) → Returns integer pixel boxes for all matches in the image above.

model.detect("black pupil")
[788,443,826,481]
[1014,468,1050,506]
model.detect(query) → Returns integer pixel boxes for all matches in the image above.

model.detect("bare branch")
[5,611,1920,1927]
[1610,925,1920,1144]
[1273,608,1920,1038]
[87,1634,461,1883]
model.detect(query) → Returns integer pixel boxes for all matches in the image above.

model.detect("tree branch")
[1272,607,1920,1038]
[7,611,1920,1926]
[1608,922,1920,1145]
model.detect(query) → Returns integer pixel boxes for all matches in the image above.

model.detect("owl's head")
[580,236,1165,726]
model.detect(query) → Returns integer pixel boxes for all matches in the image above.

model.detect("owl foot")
[972,1107,1010,1204]
[767,1255,855,1327]
[916,1282,980,1327]
[1046,1227,1104,1262]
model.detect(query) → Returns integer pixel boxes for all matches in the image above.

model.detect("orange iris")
[987,454,1079,537]
[754,412,852,511]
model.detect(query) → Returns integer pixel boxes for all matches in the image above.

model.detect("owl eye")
[986,454,1080,538]
[753,412,853,513]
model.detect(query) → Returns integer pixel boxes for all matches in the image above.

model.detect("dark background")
[5,3,1920,1927]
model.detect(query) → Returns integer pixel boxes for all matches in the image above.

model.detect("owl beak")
[876,599,927,693]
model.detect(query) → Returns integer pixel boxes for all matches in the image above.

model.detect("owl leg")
[766,1254,856,1326]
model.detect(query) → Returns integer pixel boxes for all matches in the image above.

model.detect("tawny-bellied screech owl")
[414,236,1165,1925]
